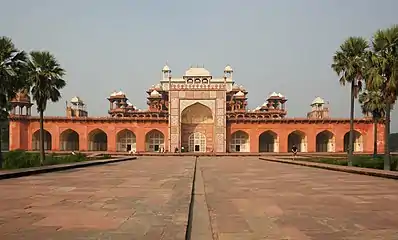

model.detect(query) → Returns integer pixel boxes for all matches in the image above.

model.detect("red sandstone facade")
[8,65,385,153]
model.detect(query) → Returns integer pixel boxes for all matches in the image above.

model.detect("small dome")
[224,65,233,72]
[116,91,125,96]
[154,83,162,90]
[232,83,239,89]
[270,92,278,97]
[262,102,268,107]
[126,100,133,106]
[234,91,245,97]
[185,67,211,77]
[70,96,83,104]
[162,64,170,72]
[311,96,325,105]
[150,90,161,97]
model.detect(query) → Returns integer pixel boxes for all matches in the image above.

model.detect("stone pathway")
[198,156,398,239]
[0,156,195,239]
[1,156,398,239]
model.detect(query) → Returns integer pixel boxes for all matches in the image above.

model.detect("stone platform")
[0,156,398,239]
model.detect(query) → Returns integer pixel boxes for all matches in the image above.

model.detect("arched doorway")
[189,132,206,152]
[344,130,363,152]
[32,130,52,150]
[316,130,335,152]
[288,130,307,152]
[88,129,107,151]
[230,131,250,152]
[116,130,136,152]
[145,130,164,152]
[60,129,79,151]
[181,102,213,152]
[259,131,278,152]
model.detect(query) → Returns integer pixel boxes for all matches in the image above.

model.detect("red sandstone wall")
[9,118,385,153]
[11,119,168,152]
[227,122,385,153]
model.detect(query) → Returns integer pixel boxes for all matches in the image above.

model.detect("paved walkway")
[0,157,195,239]
[0,156,398,239]
[199,156,398,239]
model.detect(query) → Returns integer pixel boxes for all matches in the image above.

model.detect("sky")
[1,0,397,132]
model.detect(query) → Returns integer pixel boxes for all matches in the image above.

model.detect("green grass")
[1,150,94,170]
[297,155,398,171]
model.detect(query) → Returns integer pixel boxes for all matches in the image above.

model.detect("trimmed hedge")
[300,155,398,170]
[1,150,88,169]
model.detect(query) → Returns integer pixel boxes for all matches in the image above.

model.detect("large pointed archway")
[88,129,107,151]
[230,131,250,152]
[145,129,165,152]
[116,129,136,152]
[344,130,363,152]
[181,102,213,152]
[60,129,79,151]
[288,130,307,152]
[259,131,278,152]
[316,130,335,152]
[32,130,52,150]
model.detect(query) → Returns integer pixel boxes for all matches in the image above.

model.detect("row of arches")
[32,129,165,152]
[31,128,364,153]
[230,130,363,153]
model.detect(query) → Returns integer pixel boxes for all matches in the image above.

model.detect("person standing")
[291,144,298,160]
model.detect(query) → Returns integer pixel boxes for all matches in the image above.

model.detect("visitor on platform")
[291,144,298,159]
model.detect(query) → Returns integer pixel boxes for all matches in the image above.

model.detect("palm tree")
[366,25,398,170]
[27,51,66,165]
[0,36,28,166]
[358,90,385,157]
[331,37,369,166]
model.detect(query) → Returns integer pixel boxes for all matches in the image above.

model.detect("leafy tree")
[27,51,66,165]
[358,90,386,157]
[366,25,398,170]
[331,37,369,166]
[0,36,28,166]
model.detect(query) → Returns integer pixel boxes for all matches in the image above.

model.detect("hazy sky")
[1,0,397,131]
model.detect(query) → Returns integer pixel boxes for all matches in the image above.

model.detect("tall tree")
[0,36,28,166]
[27,51,66,165]
[331,37,369,166]
[358,90,385,157]
[366,25,398,170]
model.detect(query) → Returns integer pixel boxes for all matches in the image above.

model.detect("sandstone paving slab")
[199,156,398,240]
[0,156,195,239]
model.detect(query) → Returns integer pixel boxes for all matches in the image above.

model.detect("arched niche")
[259,131,278,152]
[60,129,79,151]
[230,131,250,152]
[344,130,363,152]
[88,129,107,151]
[288,130,307,152]
[116,129,136,152]
[32,129,52,150]
[145,129,164,152]
[316,130,335,152]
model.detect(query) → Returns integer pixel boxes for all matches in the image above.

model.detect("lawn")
[0,150,111,170]
[291,155,398,171]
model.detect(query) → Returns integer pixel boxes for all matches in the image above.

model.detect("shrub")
[1,150,88,169]
[302,155,397,171]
